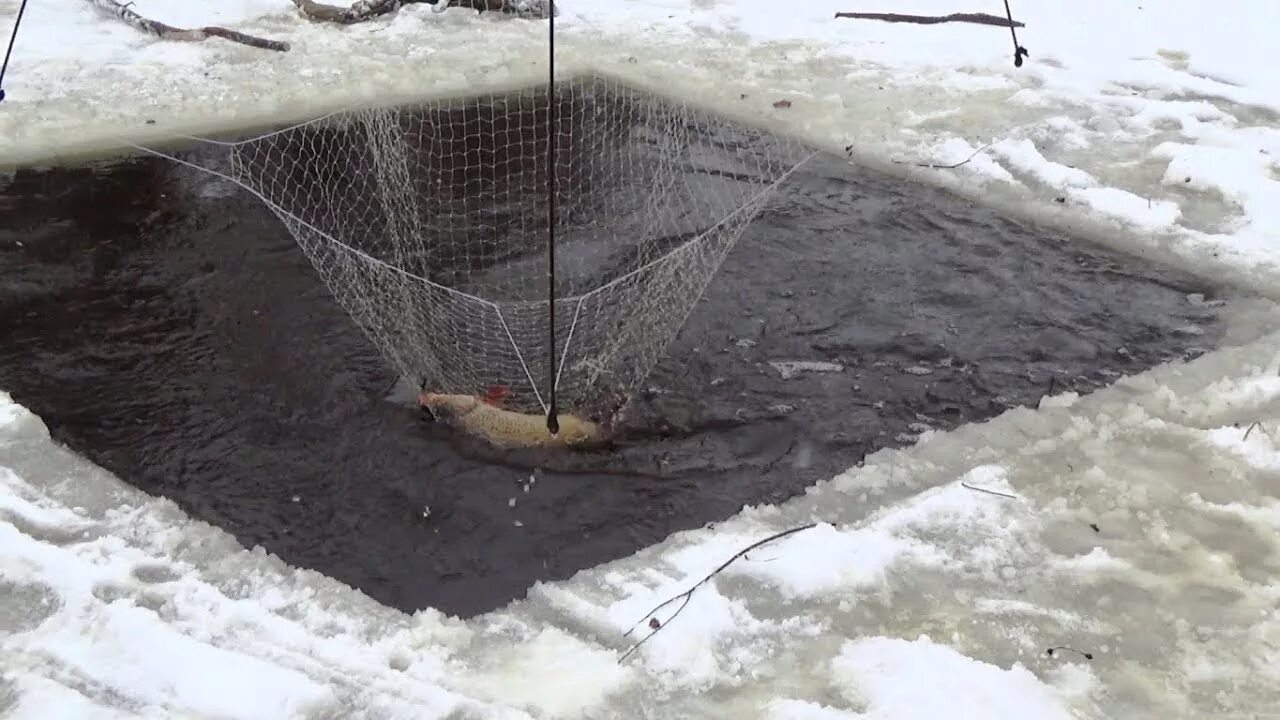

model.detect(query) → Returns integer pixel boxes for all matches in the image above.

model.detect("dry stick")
[833,12,1024,28]
[86,0,289,51]
[461,0,556,14]
[893,142,994,170]
[293,0,552,23]
[961,482,1018,500]
[292,0,411,24]
[1046,645,1093,660]
[1243,420,1263,441]
[618,523,818,664]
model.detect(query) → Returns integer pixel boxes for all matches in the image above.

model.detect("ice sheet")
[4,1,1280,717]
[1,0,1279,292]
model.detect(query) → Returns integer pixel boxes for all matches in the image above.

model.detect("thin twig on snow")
[86,0,289,51]
[1046,645,1093,660]
[1243,420,1267,441]
[893,142,995,170]
[833,12,1024,28]
[961,482,1019,500]
[618,523,817,664]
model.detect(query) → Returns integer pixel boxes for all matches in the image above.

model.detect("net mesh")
[213,75,811,414]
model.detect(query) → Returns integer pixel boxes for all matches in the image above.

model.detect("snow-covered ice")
[4,0,1280,718]
[7,319,1280,717]
[3,0,1280,292]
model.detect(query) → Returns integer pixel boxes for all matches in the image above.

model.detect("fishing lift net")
[195,75,812,414]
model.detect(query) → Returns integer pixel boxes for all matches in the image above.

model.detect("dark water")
[0,142,1226,617]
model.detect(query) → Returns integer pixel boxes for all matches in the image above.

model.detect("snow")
[4,0,1280,718]
[826,636,1087,720]
[0,402,531,718]
[2,0,1280,293]
[773,642,1089,720]
[12,322,1280,716]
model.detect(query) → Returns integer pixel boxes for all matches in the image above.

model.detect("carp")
[418,390,607,449]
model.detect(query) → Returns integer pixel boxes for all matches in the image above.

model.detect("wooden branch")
[440,0,557,16]
[834,12,1024,28]
[292,0,407,24]
[618,523,817,664]
[961,482,1019,499]
[892,142,994,170]
[85,0,290,51]
[292,0,554,24]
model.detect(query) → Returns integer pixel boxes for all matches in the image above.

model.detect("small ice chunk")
[903,365,933,376]
[1039,392,1080,409]
[1186,293,1226,308]
[770,361,844,380]
[831,636,1084,720]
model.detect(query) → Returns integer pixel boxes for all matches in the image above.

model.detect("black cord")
[0,0,32,102]
[1002,0,1028,67]
[545,0,560,435]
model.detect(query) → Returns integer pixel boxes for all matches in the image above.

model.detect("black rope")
[1001,0,1028,67]
[0,0,31,102]
[545,0,560,435]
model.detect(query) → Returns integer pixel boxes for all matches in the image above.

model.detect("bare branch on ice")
[834,12,1025,28]
[618,523,817,664]
[444,0,556,15]
[291,0,406,24]
[85,0,291,52]
[892,142,995,170]
[292,0,554,24]
[960,482,1019,500]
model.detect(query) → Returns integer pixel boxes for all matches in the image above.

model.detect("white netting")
[201,75,812,414]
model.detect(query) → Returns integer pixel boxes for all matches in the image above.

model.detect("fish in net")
[147,75,814,443]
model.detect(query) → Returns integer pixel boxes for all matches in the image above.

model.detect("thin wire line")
[0,0,32,101]
[553,298,584,394]
[173,99,370,147]
[545,1,560,433]
[496,307,548,414]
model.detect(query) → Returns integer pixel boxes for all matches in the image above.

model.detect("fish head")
[418,392,480,419]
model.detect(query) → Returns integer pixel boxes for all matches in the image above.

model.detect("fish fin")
[481,384,511,407]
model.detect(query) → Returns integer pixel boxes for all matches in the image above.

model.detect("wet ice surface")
[0,144,1232,619]
[4,326,1280,718]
